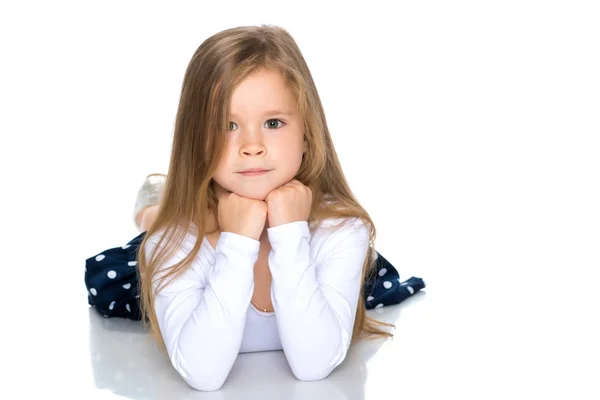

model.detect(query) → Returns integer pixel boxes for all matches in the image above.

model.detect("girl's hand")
[265,179,312,228]
[215,183,267,240]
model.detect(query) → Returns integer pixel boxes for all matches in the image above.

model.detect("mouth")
[238,169,271,176]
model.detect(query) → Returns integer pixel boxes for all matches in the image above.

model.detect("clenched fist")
[265,179,312,228]
[214,183,267,240]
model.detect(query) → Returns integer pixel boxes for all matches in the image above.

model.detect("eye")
[265,119,284,129]
[229,122,237,131]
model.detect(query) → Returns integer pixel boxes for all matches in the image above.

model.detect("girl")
[85,24,425,392]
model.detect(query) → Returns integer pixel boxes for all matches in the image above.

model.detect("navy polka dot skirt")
[84,231,426,320]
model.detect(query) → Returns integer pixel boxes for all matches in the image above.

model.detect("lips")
[238,168,271,177]
[239,168,270,173]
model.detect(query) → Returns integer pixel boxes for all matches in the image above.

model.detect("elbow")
[164,318,246,391]
[176,364,229,392]
[171,352,230,391]
[291,365,335,382]
[287,351,341,382]
[184,375,227,392]
[287,333,349,382]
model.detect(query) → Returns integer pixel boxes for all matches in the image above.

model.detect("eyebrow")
[229,110,293,118]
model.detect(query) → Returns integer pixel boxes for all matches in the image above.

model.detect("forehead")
[229,68,297,116]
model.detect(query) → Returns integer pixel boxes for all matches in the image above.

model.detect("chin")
[224,183,275,201]
[234,189,269,201]
[217,172,298,201]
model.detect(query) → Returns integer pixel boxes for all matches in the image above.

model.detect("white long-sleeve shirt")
[144,217,370,391]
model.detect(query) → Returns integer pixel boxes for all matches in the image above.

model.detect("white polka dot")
[128,261,137,266]
[107,270,117,279]
[122,283,131,290]
[103,315,109,318]
[383,281,392,289]
[122,244,130,249]
[378,268,387,277]
[89,288,97,296]
[109,301,115,310]
[407,286,414,294]
[375,303,384,309]
[126,304,131,312]
[95,254,105,262]
[367,296,374,302]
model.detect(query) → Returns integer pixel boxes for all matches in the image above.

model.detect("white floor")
[11,254,599,399]
[83,294,426,399]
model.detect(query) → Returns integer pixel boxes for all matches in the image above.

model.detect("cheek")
[294,140,306,163]
[278,141,302,163]
[215,146,234,171]
[283,143,305,175]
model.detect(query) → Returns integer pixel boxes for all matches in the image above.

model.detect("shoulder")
[315,195,369,233]
[143,228,214,271]
[144,227,195,251]
[310,216,370,253]
[314,216,369,235]
[308,217,371,273]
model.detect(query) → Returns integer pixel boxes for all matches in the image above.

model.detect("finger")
[288,180,307,190]
[284,179,300,187]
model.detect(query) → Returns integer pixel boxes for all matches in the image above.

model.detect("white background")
[1,1,598,398]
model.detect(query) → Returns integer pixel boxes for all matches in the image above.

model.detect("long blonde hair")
[138,24,395,352]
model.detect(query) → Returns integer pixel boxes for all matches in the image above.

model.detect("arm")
[266,218,369,381]
[145,231,259,391]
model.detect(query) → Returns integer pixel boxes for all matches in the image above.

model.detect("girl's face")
[212,68,308,201]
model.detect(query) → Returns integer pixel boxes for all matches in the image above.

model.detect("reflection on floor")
[87,293,425,399]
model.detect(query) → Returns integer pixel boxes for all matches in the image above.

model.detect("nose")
[239,129,266,157]
[241,146,265,156]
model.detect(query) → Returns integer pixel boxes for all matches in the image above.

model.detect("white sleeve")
[266,218,369,381]
[144,231,260,391]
